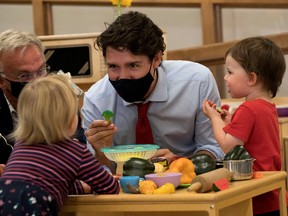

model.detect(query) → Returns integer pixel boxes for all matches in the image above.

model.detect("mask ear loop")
[0,133,13,151]
[154,67,158,82]
[149,61,158,82]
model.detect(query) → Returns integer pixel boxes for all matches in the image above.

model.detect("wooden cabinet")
[280,120,288,162]
[59,172,287,216]
[283,135,288,188]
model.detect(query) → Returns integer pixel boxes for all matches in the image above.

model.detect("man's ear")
[248,72,257,86]
[153,51,163,68]
[0,76,5,87]
[0,76,11,90]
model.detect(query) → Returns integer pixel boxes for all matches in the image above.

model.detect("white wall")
[0,5,34,32]
[0,4,287,97]
[222,8,288,98]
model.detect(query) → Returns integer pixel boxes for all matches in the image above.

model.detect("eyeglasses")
[0,64,50,84]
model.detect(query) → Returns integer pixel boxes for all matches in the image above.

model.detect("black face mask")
[109,70,154,103]
[9,81,28,98]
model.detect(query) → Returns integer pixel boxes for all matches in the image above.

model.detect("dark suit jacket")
[0,89,14,138]
[0,89,86,164]
[0,89,14,163]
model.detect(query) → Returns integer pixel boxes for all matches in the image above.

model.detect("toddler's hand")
[202,99,220,119]
[80,180,91,194]
[0,164,5,176]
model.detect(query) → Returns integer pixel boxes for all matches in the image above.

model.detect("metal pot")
[215,159,224,169]
[222,158,255,181]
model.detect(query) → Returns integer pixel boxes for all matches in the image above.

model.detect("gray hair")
[0,29,44,57]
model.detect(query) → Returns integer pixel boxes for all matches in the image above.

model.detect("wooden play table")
[59,171,287,216]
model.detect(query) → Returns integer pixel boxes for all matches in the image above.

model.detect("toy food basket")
[101,144,159,175]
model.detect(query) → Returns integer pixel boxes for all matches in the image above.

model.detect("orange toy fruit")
[166,157,196,184]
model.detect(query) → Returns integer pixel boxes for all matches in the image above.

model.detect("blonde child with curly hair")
[0,74,119,215]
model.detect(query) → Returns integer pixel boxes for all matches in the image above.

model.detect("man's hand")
[151,149,177,163]
[194,150,216,159]
[85,120,117,149]
[85,120,118,173]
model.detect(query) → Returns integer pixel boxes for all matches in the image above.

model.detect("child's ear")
[248,72,257,86]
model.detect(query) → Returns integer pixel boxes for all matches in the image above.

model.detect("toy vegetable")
[190,154,216,175]
[216,107,224,114]
[139,180,157,194]
[223,145,252,160]
[153,163,166,173]
[166,157,196,184]
[150,157,169,171]
[152,183,175,194]
[216,104,230,115]
[123,157,155,178]
[102,110,114,123]
[221,104,230,111]
[212,178,229,192]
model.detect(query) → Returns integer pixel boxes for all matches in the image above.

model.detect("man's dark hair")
[96,11,166,61]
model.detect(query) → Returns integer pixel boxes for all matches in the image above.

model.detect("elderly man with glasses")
[0,29,86,164]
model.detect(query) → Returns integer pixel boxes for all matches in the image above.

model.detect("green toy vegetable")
[101,110,114,123]
[223,145,252,160]
[190,154,216,175]
[216,107,224,113]
[123,157,155,178]
[217,104,230,114]
[238,150,252,160]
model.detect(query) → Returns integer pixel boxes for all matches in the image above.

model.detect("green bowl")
[101,144,159,162]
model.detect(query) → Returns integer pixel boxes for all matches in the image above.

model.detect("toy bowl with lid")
[101,144,159,175]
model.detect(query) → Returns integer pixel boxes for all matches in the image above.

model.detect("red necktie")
[136,102,154,144]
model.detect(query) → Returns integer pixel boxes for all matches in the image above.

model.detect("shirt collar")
[4,93,17,114]
[3,93,18,126]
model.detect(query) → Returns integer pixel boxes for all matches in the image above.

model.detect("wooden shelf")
[1,0,288,45]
